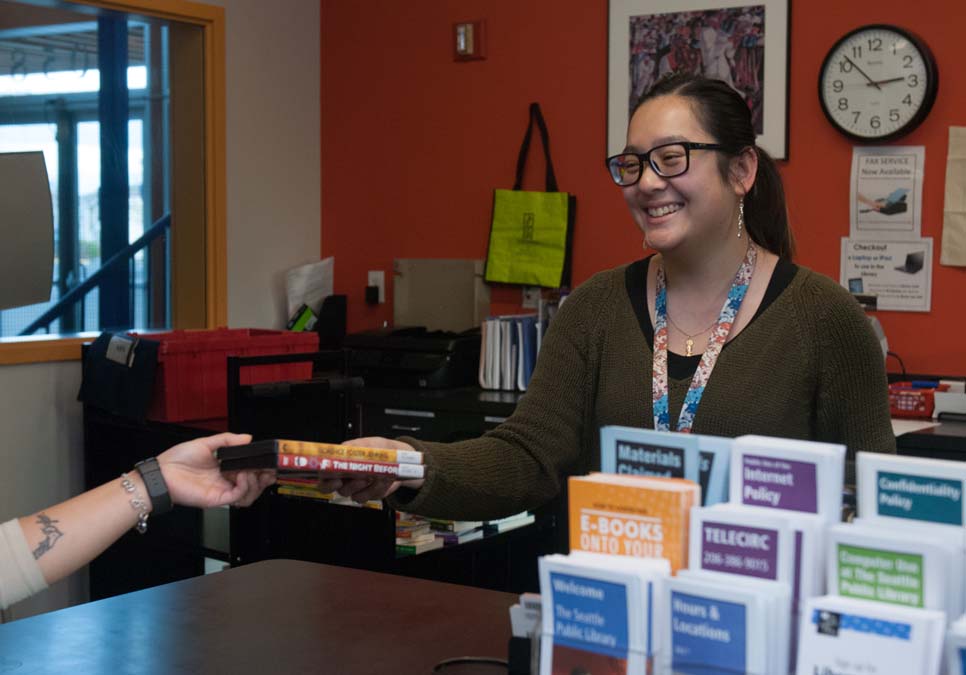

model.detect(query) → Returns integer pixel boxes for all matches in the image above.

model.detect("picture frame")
[608,0,790,160]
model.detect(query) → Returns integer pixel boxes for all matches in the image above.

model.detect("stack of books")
[395,512,443,556]
[567,473,700,573]
[426,518,485,546]
[217,438,425,479]
[537,551,669,674]
[599,426,731,506]
[484,512,535,534]
[218,439,425,510]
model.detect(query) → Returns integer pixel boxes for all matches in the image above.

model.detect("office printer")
[344,326,481,389]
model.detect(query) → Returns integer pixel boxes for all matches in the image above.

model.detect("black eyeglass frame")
[605,141,730,186]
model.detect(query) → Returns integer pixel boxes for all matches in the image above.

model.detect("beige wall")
[0,0,320,619]
[216,0,322,329]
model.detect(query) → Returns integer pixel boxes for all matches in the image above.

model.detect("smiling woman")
[0,0,226,365]
[317,73,895,525]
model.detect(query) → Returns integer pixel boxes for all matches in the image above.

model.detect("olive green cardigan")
[389,263,895,521]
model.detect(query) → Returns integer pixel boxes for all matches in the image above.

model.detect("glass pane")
[0,0,190,337]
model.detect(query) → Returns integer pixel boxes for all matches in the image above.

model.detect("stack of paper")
[663,569,791,675]
[479,314,539,391]
[730,434,845,521]
[798,595,944,675]
[946,614,966,674]
[599,426,730,506]
[568,473,700,573]
[827,520,964,619]
[538,552,669,674]
[856,452,966,530]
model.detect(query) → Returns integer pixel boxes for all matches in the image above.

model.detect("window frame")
[0,0,226,365]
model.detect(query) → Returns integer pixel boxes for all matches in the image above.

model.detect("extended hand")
[317,437,425,504]
[157,433,276,509]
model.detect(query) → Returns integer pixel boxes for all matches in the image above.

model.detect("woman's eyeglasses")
[605,141,727,187]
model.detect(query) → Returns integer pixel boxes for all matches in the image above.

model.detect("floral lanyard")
[652,244,757,433]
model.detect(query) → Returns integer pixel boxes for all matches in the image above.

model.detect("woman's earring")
[737,199,745,239]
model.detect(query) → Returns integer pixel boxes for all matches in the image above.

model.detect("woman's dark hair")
[634,72,795,259]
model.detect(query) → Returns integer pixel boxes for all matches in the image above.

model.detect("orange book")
[568,473,700,573]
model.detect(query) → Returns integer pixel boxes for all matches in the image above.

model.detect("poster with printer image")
[850,146,924,238]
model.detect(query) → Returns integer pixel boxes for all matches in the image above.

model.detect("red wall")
[321,0,966,376]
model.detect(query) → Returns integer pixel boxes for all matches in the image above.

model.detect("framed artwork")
[608,0,790,159]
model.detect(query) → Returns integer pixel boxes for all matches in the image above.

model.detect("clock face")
[819,25,938,141]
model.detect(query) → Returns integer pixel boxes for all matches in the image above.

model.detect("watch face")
[819,25,938,141]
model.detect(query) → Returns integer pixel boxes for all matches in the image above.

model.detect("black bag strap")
[512,102,559,192]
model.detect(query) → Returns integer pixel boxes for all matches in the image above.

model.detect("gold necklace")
[665,313,717,357]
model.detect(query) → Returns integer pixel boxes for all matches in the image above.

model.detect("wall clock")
[818,24,938,142]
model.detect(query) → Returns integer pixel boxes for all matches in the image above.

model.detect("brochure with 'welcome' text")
[537,552,669,674]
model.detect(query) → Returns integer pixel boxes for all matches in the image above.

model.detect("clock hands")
[866,76,905,87]
[843,55,882,90]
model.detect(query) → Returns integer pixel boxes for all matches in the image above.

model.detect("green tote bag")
[484,102,575,288]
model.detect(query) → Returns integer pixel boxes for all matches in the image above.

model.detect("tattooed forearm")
[31,513,64,560]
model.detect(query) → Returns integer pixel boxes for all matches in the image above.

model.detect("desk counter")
[0,560,516,674]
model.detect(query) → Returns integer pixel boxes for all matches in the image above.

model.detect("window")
[0,0,226,364]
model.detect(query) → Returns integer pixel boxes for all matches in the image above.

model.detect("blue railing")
[19,213,170,336]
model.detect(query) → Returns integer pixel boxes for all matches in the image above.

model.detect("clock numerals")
[819,25,937,141]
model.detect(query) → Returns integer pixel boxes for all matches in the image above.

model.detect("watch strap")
[134,457,173,516]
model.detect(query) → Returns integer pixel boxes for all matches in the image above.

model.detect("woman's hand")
[157,432,276,508]
[317,437,425,504]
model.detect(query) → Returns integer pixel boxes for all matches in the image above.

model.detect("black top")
[626,255,799,380]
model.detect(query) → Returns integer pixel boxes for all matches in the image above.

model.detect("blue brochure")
[694,433,731,506]
[599,425,700,482]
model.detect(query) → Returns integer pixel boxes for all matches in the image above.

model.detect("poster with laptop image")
[850,146,924,238]
[840,237,933,312]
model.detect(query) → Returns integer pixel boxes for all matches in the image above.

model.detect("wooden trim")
[71,0,221,25]
[206,7,227,328]
[0,0,227,364]
[0,336,93,365]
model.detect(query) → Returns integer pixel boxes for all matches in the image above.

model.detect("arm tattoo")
[31,513,64,560]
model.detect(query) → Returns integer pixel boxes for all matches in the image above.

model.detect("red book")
[276,453,425,480]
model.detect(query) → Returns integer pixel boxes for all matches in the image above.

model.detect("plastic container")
[134,328,319,422]
[888,381,950,419]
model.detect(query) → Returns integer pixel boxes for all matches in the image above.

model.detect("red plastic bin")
[132,328,319,422]
[888,382,950,419]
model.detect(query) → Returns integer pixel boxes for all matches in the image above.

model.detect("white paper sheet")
[942,126,966,266]
[285,257,333,318]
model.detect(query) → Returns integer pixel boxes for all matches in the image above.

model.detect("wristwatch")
[134,457,173,515]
